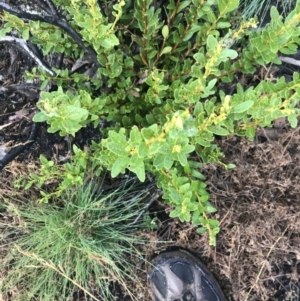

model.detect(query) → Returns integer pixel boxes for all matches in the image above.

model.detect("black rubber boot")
[148,249,226,301]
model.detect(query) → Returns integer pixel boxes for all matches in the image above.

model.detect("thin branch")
[0,2,100,67]
[0,121,39,171]
[44,0,59,16]
[279,55,300,67]
[0,36,55,75]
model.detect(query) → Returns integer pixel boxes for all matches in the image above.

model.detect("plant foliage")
[1,0,300,245]
[0,179,149,301]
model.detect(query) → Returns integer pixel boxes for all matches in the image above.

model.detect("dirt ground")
[1,4,300,301]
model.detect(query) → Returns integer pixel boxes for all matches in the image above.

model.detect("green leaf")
[206,35,218,51]
[101,34,119,48]
[169,208,181,218]
[107,132,128,156]
[169,188,182,203]
[206,79,217,90]
[177,1,191,13]
[22,28,30,40]
[164,155,174,169]
[162,25,169,39]
[149,141,164,155]
[181,144,195,154]
[108,130,128,148]
[182,32,194,42]
[178,153,188,166]
[212,227,220,236]
[178,211,190,222]
[218,0,239,14]
[160,46,172,55]
[210,126,229,136]
[199,194,210,202]
[122,115,132,126]
[107,142,127,156]
[63,105,88,121]
[288,114,298,128]
[227,163,236,169]
[270,6,280,20]
[141,124,158,140]
[33,112,48,122]
[196,227,207,234]
[138,142,148,157]
[179,183,190,193]
[39,155,49,165]
[40,80,49,90]
[216,22,231,28]
[153,154,165,169]
[192,210,205,224]
[208,219,219,228]
[130,126,142,143]
[129,156,145,182]
[153,154,173,169]
[205,203,217,213]
[233,100,254,113]
[245,125,256,140]
[220,49,238,61]
[111,157,128,177]
[191,170,206,180]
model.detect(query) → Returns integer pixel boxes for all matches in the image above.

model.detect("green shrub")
[0,179,149,301]
[1,0,300,245]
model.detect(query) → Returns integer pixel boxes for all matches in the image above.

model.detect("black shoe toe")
[148,250,226,301]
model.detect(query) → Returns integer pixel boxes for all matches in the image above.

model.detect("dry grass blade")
[245,225,289,301]
[14,245,102,301]
[0,179,151,301]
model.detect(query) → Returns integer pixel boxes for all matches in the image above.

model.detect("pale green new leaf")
[161,46,172,55]
[162,25,169,39]
[101,34,119,48]
[218,0,239,15]
[219,49,238,61]
[206,35,218,51]
[33,111,48,122]
[111,157,128,177]
[233,100,254,113]
[288,114,298,128]
[129,156,145,182]
[177,1,192,13]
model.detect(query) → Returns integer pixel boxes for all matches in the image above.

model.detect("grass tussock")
[0,178,151,301]
[241,0,296,25]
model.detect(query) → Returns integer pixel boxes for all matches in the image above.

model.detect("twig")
[44,0,59,16]
[0,120,39,171]
[278,55,300,67]
[0,2,100,68]
[0,36,55,75]
[31,0,53,15]
[0,83,40,99]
